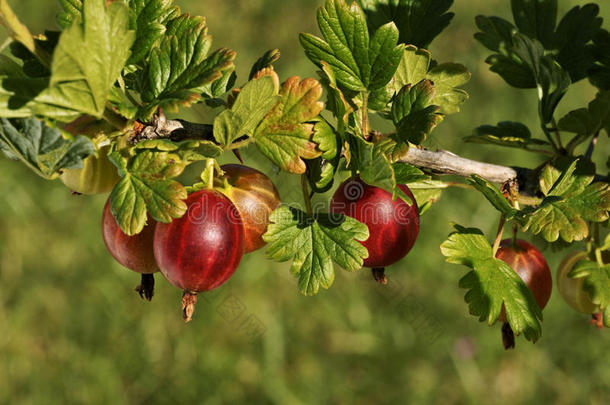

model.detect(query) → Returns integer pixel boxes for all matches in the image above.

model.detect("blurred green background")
[1,0,609,404]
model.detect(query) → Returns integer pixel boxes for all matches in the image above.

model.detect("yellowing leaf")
[254,76,325,174]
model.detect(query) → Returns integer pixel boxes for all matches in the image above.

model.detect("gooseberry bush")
[0,0,609,348]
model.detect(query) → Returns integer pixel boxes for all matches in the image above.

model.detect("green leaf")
[139,14,235,115]
[488,33,569,123]
[392,46,470,115]
[468,175,521,220]
[558,91,610,151]
[0,0,42,61]
[312,118,338,160]
[466,121,548,150]
[523,160,610,242]
[590,29,610,90]
[426,63,470,115]
[359,0,454,48]
[9,31,59,78]
[0,76,76,120]
[569,259,610,309]
[51,0,134,117]
[307,156,340,194]
[475,16,537,89]
[134,138,222,162]
[263,206,369,296]
[299,0,403,92]
[0,117,95,179]
[474,16,515,54]
[318,62,353,127]
[109,150,188,235]
[405,179,446,214]
[537,55,571,124]
[393,162,428,184]
[347,134,395,193]
[57,0,82,28]
[391,81,442,145]
[1,1,134,120]
[249,49,281,79]
[126,0,181,65]
[253,76,325,174]
[214,76,279,147]
[441,225,544,343]
[553,4,601,83]
[391,45,430,92]
[510,0,557,49]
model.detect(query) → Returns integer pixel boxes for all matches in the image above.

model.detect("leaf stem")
[301,175,313,215]
[595,248,604,267]
[206,159,215,191]
[227,137,254,150]
[585,131,599,160]
[516,194,542,206]
[541,124,559,153]
[0,37,11,53]
[360,92,369,137]
[103,107,129,131]
[492,215,506,255]
[550,118,564,150]
[0,0,51,67]
[524,147,554,156]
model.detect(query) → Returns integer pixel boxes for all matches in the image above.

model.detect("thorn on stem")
[232,149,244,164]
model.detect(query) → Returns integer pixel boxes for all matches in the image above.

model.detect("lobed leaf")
[359,0,454,49]
[126,0,181,65]
[466,121,548,150]
[108,149,189,235]
[0,117,95,179]
[139,13,235,115]
[1,0,134,120]
[523,160,610,242]
[468,175,520,220]
[263,206,369,296]
[253,76,325,174]
[392,46,470,115]
[568,259,610,309]
[346,134,395,193]
[214,76,279,147]
[553,4,601,83]
[299,0,403,92]
[441,225,544,342]
[558,91,610,151]
[391,81,442,145]
[510,0,557,49]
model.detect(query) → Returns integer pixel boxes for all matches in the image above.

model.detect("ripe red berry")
[329,177,419,283]
[217,164,281,253]
[153,189,245,321]
[495,239,552,348]
[101,199,158,300]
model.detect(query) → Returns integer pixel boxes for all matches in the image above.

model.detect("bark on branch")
[397,148,522,183]
[133,117,605,191]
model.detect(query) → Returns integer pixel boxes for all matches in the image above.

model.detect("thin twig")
[492,215,506,256]
[585,131,600,160]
